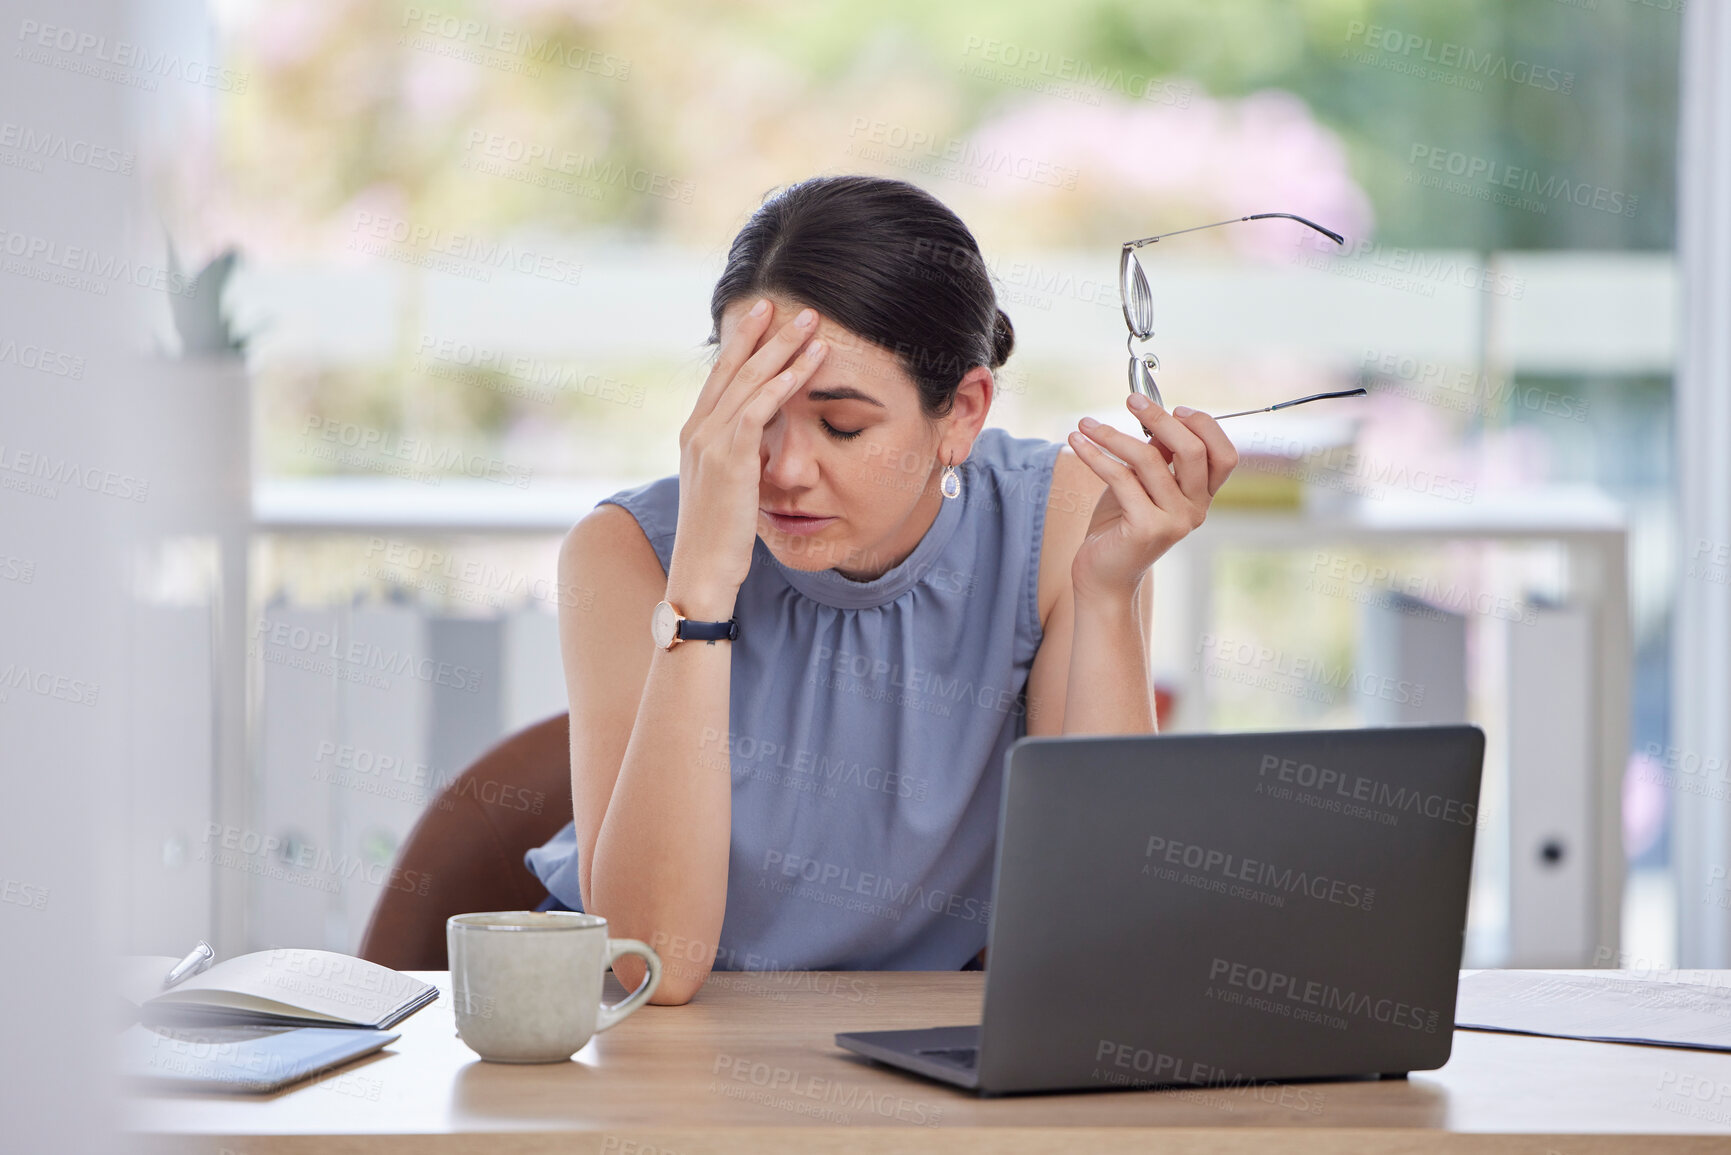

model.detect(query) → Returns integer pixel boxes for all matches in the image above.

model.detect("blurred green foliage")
[229,0,1679,488]
[222,0,1678,252]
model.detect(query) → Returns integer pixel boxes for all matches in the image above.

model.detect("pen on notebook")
[162,940,215,990]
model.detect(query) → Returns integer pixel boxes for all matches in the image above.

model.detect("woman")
[525,174,1238,1003]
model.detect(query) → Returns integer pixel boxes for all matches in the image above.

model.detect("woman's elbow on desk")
[613,949,709,1006]
[648,946,714,1006]
[648,977,706,1006]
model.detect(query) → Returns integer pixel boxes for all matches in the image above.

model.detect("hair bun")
[990,307,1015,369]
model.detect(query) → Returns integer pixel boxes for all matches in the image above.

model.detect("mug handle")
[595,938,662,1032]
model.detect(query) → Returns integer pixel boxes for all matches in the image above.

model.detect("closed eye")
[821,419,864,441]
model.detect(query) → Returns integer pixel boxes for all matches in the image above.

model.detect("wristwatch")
[651,599,740,650]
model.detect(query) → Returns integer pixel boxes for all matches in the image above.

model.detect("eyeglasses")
[1121,212,1367,419]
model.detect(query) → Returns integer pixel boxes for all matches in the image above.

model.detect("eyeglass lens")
[1118,212,1357,420]
[1120,246,1154,339]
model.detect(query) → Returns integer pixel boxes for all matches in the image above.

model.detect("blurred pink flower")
[1623,751,1667,861]
[1352,389,1482,493]
[966,86,1374,257]
[244,4,346,73]
[1474,425,1551,490]
[325,183,411,264]
[401,52,479,121]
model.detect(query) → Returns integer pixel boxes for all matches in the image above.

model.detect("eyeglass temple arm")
[1123,212,1346,251]
[1210,388,1368,421]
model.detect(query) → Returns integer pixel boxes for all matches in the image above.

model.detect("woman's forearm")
[1061,578,1156,736]
[583,570,735,1003]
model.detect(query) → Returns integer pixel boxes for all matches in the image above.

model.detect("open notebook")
[123,949,437,1030]
[118,1023,401,1093]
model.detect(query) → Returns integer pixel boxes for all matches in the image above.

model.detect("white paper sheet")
[1455,970,1731,1051]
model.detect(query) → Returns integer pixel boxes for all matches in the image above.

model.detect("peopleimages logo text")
[399,7,631,79]
[1144,835,1374,910]
[1259,754,1477,826]
[0,120,132,173]
[1409,145,1637,217]
[761,850,991,925]
[1210,957,1441,1033]
[16,19,249,92]
[0,442,149,501]
[250,618,482,692]
[201,824,431,897]
[1345,21,1574,93]
[1195,633,1427,707]
[1295,235,1526,300]
[300,416,533,488]
[1090,1039,1326,1111]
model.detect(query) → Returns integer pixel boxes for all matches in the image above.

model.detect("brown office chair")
[357,712,574,970]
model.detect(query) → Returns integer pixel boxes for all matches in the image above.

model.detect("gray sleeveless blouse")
[525,426,1063,970]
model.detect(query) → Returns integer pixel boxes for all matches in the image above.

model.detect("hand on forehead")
[749,296,820,353]
[724,295,904,396]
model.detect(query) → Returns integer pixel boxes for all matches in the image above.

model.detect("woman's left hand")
[1066,393,1239,601]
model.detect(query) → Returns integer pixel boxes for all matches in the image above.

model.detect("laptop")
[835,725,1485,1096]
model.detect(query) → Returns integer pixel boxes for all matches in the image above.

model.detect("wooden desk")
[128,970,1731,1154]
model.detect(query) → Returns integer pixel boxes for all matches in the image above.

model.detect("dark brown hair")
[707,174,1014,419]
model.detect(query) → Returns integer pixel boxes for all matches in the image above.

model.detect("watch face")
[651,600,678,648]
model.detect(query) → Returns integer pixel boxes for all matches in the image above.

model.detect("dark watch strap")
[677,616,740,644]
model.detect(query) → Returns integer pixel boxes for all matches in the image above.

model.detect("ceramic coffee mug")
[446,910,662,1063]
